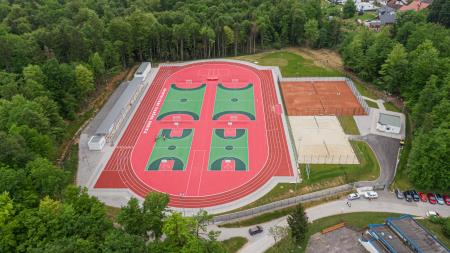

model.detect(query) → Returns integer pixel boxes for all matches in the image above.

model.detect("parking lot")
[345,190,450,216]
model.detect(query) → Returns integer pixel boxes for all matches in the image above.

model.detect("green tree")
[27,158,68,198]
[408,127,450,191]
[0,192,13,228]
[143,192,169,239]
[343,0,357,19]
[287,203,308,244]
[117,197,147,236]
[89,52,105,82]
[379,43,409,93]
[304,19,319,47]
[163,212,193,248]
[407,40,441,102]
[411,75,442,127]
[102,229,147,253]
[75,64,95,100]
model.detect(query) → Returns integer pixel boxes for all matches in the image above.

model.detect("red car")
[427,193,437,204]
[444,195,450,206]
[418,192,427,202]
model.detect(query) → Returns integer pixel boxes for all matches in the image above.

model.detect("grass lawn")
[221,237,248,253]
[62,144,79,182]
[217,141,379,215]
[218,192,348,228]
[384,102,402,112]
[353,81,378,99]
[234,51,341,77]
[417,219,450,248]
[265,212,404,253]
[353,11,377,21]
[338,116,360,135]
[391,113,414,190]
[365,99,379,108]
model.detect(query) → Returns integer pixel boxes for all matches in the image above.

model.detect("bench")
[321,223,345,234]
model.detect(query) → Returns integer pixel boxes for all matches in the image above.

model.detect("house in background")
[364,5,396,29]
[385,0,408,10]
[378,5,396,25]
[399,0,432,11]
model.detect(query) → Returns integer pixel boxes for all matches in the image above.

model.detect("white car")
[426,211,440,217]
[364,191,378,199]
[347,193,360,200]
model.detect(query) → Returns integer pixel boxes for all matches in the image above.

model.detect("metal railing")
[213,184,353,223]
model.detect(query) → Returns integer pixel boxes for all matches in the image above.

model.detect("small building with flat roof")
[134,62,151,78]
[377,113,401,134]
[88,135,106,151]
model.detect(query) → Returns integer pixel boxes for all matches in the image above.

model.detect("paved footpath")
[209,191,450,253]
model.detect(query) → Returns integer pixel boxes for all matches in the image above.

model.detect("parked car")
[249,226,263,236]
[347,193,360,200]
[426,211,440,217]
[418,192,427,202]
[403,191,413,202]
[427,193,437,204]
[435,194,444,205]
[395,189,404,199]
[444,195,450,206]
[410,190,420,202]
[364,191,378,199]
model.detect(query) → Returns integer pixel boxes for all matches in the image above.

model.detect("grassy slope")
[416,219,450,248]
[219,192,349,228]
[353,80,379,99]
[221,237,248,253]
[384,102,402,112]
[392,113,413,190]
[217,141,379,215]
[235,51,342,77]
[265,212,404,253]
[365,99,379,108]
[338,116,360,135]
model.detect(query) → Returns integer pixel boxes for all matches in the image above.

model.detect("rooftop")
[378,113,401,127]
[387,216,449,253]
[90,135,104,143]
[136,62,150,75]
[96,77,143,135]
[369,224,413,253]
[399,0,430,11]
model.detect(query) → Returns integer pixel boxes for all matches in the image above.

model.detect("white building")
[134,62,151,78]
[376,113,401,134]
[88,135,106,151]
[89,62,151,151]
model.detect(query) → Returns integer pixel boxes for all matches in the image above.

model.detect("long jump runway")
[94,62,293,208]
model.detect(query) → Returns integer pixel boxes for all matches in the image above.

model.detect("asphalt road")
[210,191,449,253]
[353,134,401,187]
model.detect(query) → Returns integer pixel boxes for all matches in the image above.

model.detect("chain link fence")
[298,154,358,164]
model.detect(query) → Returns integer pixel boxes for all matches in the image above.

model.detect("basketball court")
[94,61,294,208]
[281,80,365,116]
[289,116,358,164]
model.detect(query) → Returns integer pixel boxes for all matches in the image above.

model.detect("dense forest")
[0,0,340,252]
[0,0,449,251]
[340,8,450,191]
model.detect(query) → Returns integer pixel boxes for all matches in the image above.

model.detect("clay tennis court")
[281,80,365,116]
[94,62,293,208]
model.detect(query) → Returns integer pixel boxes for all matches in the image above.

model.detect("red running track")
[95,62,293,208]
